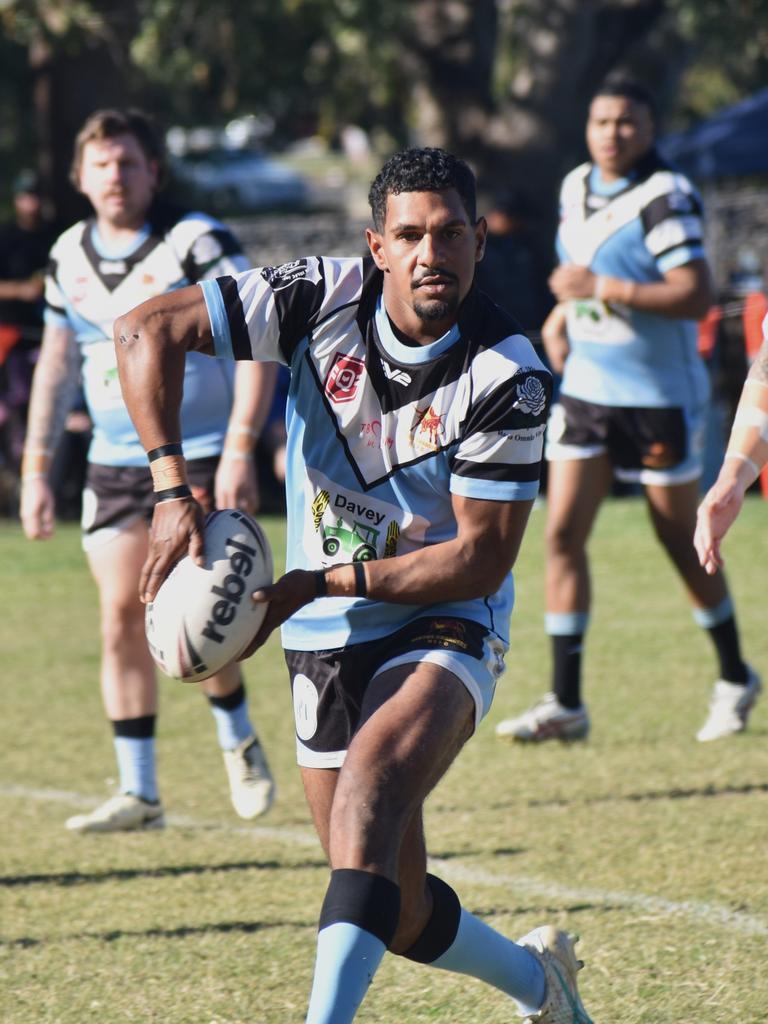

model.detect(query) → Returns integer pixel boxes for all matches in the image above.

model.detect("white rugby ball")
[145,509,273,682]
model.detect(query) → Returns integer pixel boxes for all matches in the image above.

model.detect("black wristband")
[154,484,193,502]
[148,442,184,462]
[314,570,328,598]
[353,561,368,598]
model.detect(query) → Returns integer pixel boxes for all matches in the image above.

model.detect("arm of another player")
[241,494,535,657]
[19,322,79,540]
[540,303,569,375]
[215,361,278,513]
[115,284,215,597]
[695,332,768,573]
[548,258,713,320]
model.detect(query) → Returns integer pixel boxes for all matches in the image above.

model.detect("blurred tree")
[2,0,767,227]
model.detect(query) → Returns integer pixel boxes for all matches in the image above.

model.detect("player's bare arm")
[20,323,80,540]
[549,258,713,320]
[114,283,215,592]
[241,494,535,657]
[695,332,768,572]
[215,361,279,512]
[540,303,569,375]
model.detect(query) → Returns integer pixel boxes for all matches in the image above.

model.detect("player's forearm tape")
[154,484,193,503]
[724,452,760,479]
[21,447,53,477]
[353,561,368,598]
[149,454,189,492]
[733,406,768,441]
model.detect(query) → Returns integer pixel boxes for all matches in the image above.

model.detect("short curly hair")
[368,147,477,231]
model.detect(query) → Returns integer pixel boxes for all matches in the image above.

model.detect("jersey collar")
[375,295,461,365]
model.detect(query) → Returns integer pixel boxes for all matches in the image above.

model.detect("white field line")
[4,783,768,939]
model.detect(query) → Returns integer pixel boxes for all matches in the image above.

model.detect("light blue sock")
[113,736,158,803]
[209,696,253,750]
[432,908,546,1015]
[305,922,387,1024]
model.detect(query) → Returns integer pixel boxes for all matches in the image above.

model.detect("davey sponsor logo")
[333,493,386,526]
[325,352,365,404]
[201,537,258,644]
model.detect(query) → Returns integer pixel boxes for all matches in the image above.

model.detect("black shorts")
[81,457,219,544]
[285,616,503,768]
[546,394,704,481]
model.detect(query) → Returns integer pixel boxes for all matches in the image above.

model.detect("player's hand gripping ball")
[145,509,273,681]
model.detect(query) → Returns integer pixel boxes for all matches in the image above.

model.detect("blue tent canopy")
[659,88,768,180]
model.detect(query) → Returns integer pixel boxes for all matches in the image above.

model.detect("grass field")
[2,498,767,1023]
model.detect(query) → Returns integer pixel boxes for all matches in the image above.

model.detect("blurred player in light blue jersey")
[20,109,276,832]
[497,78,760,747]
[114,147,594,1023]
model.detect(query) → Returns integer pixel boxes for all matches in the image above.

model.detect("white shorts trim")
[295,740,348,769]
[81,511,144,553]
[373,647,498,733]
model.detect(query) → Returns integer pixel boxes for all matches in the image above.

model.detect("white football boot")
[66,793,165,833]
[223,735,276,819]
[496,693,590,743]
[696,666,762,742]
[516,926,593,1023]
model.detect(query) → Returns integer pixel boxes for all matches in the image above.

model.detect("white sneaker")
[223,735,275,819]
[516,925,593,1023]
[66,793,165,833]
[496,694,590,743]
[696,666,762,742]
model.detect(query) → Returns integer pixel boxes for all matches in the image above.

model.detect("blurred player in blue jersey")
[113,148,594,1023]
[20,109,276,832]
[496,78,760,746]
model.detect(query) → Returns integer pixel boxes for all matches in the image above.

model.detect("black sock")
[552,634,583,709]
[706,616,748,683]
[207,682,246,711]
[111,715,156,739]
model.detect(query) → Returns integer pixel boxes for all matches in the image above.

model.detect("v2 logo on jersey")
[381,359,412,386]
[325,352,366,404]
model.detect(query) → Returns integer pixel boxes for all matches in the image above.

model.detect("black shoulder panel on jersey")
[265,257,329,363]
[216,275,252,360]
[467,367,552,435]
[355,256,384,335]
[641,188,703,236]
[182,228,244,284]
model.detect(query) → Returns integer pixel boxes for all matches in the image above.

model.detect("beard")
[412,294,458,322]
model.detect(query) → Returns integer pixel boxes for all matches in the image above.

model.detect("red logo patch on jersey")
[325,353,365,404]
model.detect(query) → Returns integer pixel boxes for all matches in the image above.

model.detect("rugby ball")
[145,509,273,682]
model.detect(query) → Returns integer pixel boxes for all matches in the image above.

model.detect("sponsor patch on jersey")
[512,374,547,416]
[410,404,445,453]
[303,469,429,567]
[261,258,311,291]
[325,352,366,404]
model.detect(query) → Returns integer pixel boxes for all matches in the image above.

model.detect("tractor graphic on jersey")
[321,518,379,562]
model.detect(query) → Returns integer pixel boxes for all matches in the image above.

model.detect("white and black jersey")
[201,255,551,650]
[45,203,250,466]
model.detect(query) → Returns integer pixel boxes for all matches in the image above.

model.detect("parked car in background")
[169,145,309,213]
